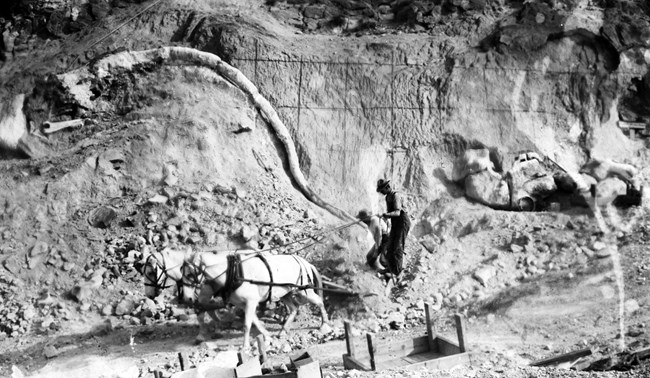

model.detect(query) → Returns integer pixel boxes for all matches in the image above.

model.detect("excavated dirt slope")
[1,0,650,377]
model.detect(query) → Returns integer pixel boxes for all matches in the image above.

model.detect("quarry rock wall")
[209,32,647,217]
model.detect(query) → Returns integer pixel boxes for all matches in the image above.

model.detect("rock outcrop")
[57,46,354,221]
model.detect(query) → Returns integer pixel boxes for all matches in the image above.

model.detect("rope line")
[206,214,376,256]
[66,0,165,71]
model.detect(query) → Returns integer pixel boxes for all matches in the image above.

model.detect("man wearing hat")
[376,179,411,286]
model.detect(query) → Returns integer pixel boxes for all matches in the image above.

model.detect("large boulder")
[508,155,556,209]
[580,158,638,183]
[452,148,494,183]
[465,169,510,209]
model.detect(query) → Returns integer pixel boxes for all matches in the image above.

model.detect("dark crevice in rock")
[546,29,620,72]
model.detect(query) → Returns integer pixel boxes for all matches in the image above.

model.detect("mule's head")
[179,254,204,304]
[139,252,171,299]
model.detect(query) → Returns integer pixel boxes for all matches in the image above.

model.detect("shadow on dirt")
[468,259,614,317]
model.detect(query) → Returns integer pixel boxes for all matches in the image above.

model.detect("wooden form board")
[618,121,647,139]
[618,121,647,130]
[241,360,321,378]
[342,304,471,372]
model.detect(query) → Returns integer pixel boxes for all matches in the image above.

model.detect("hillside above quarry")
[1,1,650,377]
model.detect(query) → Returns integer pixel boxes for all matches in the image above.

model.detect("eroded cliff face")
[181,1,649,217]
[2,0,650,218]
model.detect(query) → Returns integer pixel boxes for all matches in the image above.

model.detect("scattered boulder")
[70,284,94,303]
[387,311,405,330]
[88,206,117,228]
[625,299,640,315]
[473,266,496,286]
[43,345,61,359]
[115,298,137,316]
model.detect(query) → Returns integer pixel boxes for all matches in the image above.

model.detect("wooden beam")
[631,346,650,360]
[344,321,355,357]
[367,333,376,371]
[436,335,461,355]
[409,352,471,371]
[425,302,436,352]
[296,360,321,378]
[618,121,647,130]
[42,119,84,134]
[530,348,592,367]
[454,314,466,353]
[373,336,429,358]
[342,354,369,371]
[235,357,262,377]
[178,352,188,371]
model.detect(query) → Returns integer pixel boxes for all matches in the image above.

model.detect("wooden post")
[344,320,355,357]
[178,352,188,371]
[425,302,436,352]
[257,334,267,363]
[454,313,466,353]
[366,333,376,371]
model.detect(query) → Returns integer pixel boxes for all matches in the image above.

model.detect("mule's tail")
[309,263,324,299]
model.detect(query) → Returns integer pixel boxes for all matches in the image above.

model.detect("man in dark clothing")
[376,179,411,286]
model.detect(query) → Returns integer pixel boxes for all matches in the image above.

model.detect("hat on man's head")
[376,179,390,192]
[356,209,370,220]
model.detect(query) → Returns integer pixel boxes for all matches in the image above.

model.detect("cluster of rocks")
[105,179,327,256]
[271,0,487,35]
[0,279,67,338]
[0,0,137,61]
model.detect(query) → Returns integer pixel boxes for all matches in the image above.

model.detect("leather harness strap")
[219,253,275,305]
[255,253,274,304]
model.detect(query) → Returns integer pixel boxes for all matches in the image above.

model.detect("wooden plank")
[342,354,369,371]
[530,348,592,367]
[290,350,312,368]
[425,302,436,353]
[454,314,466,353]
[235,358,262,377]
[243,373,297,378]
[401,351,445,363]
[374,335,429,358]
[296,360,321,378]
[618,121,647,130]
[178,352,189,371]
[367,333,376,371]
[409,352,472,371]
[631,346,650,360]
[374,357,413,370]
[344,321,355,357]
[436,335,461,355]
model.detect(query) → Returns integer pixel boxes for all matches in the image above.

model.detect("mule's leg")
[242,301,256,350]
[242,300,271,349]
[195,310,210,342]
[278,296,299,335]
[197,285,219,341]
[304,289,330,328]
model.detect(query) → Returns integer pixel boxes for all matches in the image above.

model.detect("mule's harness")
[195,253,317,305]
[144,253,185,297]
